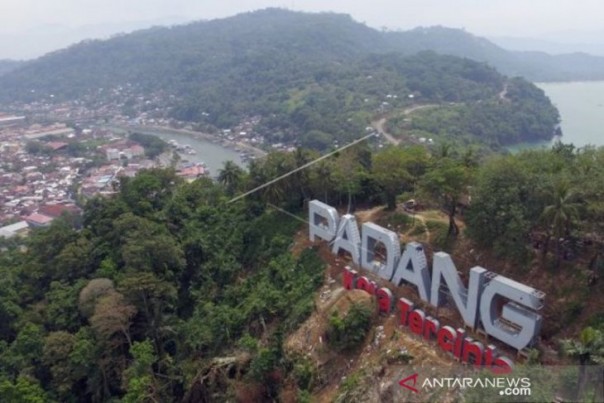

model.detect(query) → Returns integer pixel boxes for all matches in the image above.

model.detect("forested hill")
[0,9,561,148]
[384,26,604,81]
[0,10,385,101]
[2,9,603,98]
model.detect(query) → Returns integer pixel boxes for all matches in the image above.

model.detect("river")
[537,81,604,148]
[111,125,251,175]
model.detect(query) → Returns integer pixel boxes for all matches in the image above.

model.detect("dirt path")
[499,81,509,101]
[371,104,439,145]
[355,205,385,223]
[404,211,430,241]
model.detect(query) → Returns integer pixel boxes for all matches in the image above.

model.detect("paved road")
[371,104,438,145]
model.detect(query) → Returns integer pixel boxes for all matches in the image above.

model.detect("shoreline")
[110,124,268,158]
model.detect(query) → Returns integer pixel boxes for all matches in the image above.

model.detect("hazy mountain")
[0,59,24,76]
[383,26,604,81]
[0,8,598,105]
[490,35,604,56]
[0,10,387,102]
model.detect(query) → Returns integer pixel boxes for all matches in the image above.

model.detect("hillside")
[385,26,604,81]
[0,9,561,150]
[1,10,603,99]
[1,143,603,401]
[0,10,384,101]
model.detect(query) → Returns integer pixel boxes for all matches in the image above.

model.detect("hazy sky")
[1,0,603,59]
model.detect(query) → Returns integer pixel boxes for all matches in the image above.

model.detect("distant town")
[0,91,279,238]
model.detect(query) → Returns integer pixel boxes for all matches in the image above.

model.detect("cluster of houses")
[0,202,82,239]
[1,138,81,215]
[2,110,260,242]
[0,92,261,242]
[99,139,145,161]
[0,118,86,237]
[0,115,182,239]
[221,115,264,144]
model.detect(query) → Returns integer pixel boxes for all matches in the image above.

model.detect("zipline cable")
[227,132,377,204]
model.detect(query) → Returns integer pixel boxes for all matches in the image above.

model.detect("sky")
[1,0,603,59]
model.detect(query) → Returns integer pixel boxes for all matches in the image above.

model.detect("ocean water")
[537,81,604,148]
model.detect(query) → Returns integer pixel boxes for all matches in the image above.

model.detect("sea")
[537,81,604,148]
[506,81,604,152]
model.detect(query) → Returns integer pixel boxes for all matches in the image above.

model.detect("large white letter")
[391,242,431,302]
[430,252,487,329]
[308,200,339,242]
[360,222,401,281]
[332,214,362,264]
[479,276,544,350]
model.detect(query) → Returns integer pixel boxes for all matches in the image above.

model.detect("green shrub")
[327,303,372,351]
[292,357,316,390]
[426,220,453,250]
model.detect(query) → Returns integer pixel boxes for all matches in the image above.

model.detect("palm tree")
[540,181,580,266]
[310,159,335,203]
[217,161,244,196]
[562,327,604,400]
[291,148,314,206]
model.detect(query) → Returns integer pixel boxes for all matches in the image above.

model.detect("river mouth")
[109,125,250,174]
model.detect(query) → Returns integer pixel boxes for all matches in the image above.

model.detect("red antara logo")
[399,373,419,393]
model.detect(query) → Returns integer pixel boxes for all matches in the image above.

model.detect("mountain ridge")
[2,8,602,102]
[0,59,24,77]
[0,9,561,150]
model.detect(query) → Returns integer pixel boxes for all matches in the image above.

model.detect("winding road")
[371,104,438,145]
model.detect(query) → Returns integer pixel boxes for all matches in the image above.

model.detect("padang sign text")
[308,200,545,374]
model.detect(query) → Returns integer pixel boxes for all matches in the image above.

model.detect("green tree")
[7,323,45,378]
[540,180,581,266]
[332,147,369,213]
[372,146,412,210]
[309,159,335,203]
[122,340,160,403]
[119,168,181,217]
[0,270,21,341]
[45,280,85,332]
[327,302,372,351]
[42,331,77,397]
[0,376,49,403]
[420,157,471,236]
[217,160,245,196]
[466,156,536,260]
[118,273,177,354]
[300,130,332,151]
[114,214,186,281]
[562,327,604,400]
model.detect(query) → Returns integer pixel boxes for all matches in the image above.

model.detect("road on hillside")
[371,104,438,145]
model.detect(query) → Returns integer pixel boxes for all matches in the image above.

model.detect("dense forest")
[1,142,603,401]
[0,10,561,150]
[0,8,601,401]
[383,26,604,81]
[3,10,604,98]
[385,76,560,150]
